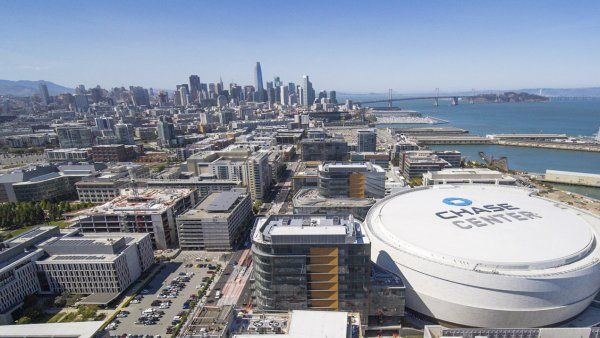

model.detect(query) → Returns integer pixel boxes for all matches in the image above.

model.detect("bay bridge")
[356,89,475,107]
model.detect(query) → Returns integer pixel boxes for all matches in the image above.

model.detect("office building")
[292,188,375,219]
[73,94,89,112]
[114,122,134,144]
[299,138,348,161]
[318,163,385,198]
[391,141,419,165]
[423,168,517,186]
[349,151,390,169]
[400,151,450,179]
[302,75,315,107]
[36,232,154,295]
[177,189,253,251]
[0,226,57,324]
[186,148,272,201]
[252,214,371,318]
[45,148,90,162]
[179,85,189,106]
[39,82,51,105]
[432,150,461,168]
[129,86,150,106]
[357,129,377,152]
[0,226,153,324]
[91,144,136,163]
[157,115,177,147]
[71,188,195,249]
[364,184,600,327]
[56,125,93,148]
[189,75,201,101]
[233,310,361,338]
[254,62,265,102]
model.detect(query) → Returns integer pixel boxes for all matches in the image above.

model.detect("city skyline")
[1,1,599,92]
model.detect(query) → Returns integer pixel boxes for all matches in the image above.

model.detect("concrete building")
[432,150,461,168]
[91,144,136,163]
[423,168,517,186]
[233,310,361,338]
[45,148,90,162]
[299,138,348,162]
[141,177,241,200]
[186,148,272,201]
[71,188,195,249]
[0,321,108,338]
[401,151,451,180]
[349,151,390,169]
[252,214,371,319]
[0,227,57,324]
[0,226,153,324]
[391,141,419,166]
[55,125,93,148]
[543,170,600,188]
[318,163,385,199]
[357,128,377,152]
[292,188,376,220]
[176,189,253,251]
[36,232,154,295]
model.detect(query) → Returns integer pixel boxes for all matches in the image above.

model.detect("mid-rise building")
[36,232,154,295]
[357,128,377,152]
[299,138,348,162]
[71,188,195,249]
[401,151,451,180]
[391,141,419,166]
[252,214,371,319]
[0,226,153,324]
[55,125,93,148]
[423,168,517,186]
[45,148,90,162]
[349,151,390,169]
[318,162,385,198]
[91,144,136,163]
[176,189,253,251]
[157,116,177,148]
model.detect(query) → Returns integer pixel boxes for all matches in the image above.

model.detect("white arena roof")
[364,184,600,327]
[370,184,595,270]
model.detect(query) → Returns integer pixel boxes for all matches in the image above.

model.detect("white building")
[423,168,516,186]
[71,188,196,249]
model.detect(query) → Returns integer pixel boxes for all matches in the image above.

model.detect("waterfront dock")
[542,170,600,188]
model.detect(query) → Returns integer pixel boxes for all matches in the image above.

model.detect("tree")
[252,201,263,214]
[15,316,31,324]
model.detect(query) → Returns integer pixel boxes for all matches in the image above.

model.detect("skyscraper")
[329,90,337,104]
[157,116,176,147]
[39,82,50,105]
[302,76,315,107]
[178,85,189,106]
[357,128,377,152]
[189,75,201,102]
[254,62,264,102]
[280,86,289,105]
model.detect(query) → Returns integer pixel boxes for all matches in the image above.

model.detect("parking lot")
[108,252,222,337]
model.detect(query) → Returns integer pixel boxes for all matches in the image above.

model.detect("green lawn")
[48,220,70,228]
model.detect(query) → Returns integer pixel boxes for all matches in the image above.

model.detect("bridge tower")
[469,89,475,104]
[387,89,393,108]
[451,96,459,106]
[434,88,439,107]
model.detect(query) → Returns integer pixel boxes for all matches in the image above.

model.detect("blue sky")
[1,0,599,93]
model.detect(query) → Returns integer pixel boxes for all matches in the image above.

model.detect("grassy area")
[48,220,70,228]
[0,225,38,240]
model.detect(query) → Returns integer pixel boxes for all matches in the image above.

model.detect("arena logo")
[436,198,542,229]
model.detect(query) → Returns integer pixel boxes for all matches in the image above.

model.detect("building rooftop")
[0,321,105,338]
[293,188,376,208]
[178,189,247,220]
[71,188,193,216]
[233,310,361,338]
[253,214,369,245]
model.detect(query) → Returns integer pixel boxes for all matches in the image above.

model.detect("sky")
[1,0,600,93]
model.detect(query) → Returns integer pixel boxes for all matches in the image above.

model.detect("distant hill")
[0,80,74,97]
[518,87,600,97]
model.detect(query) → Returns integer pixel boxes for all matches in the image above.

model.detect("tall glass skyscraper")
[254,62,264,102]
